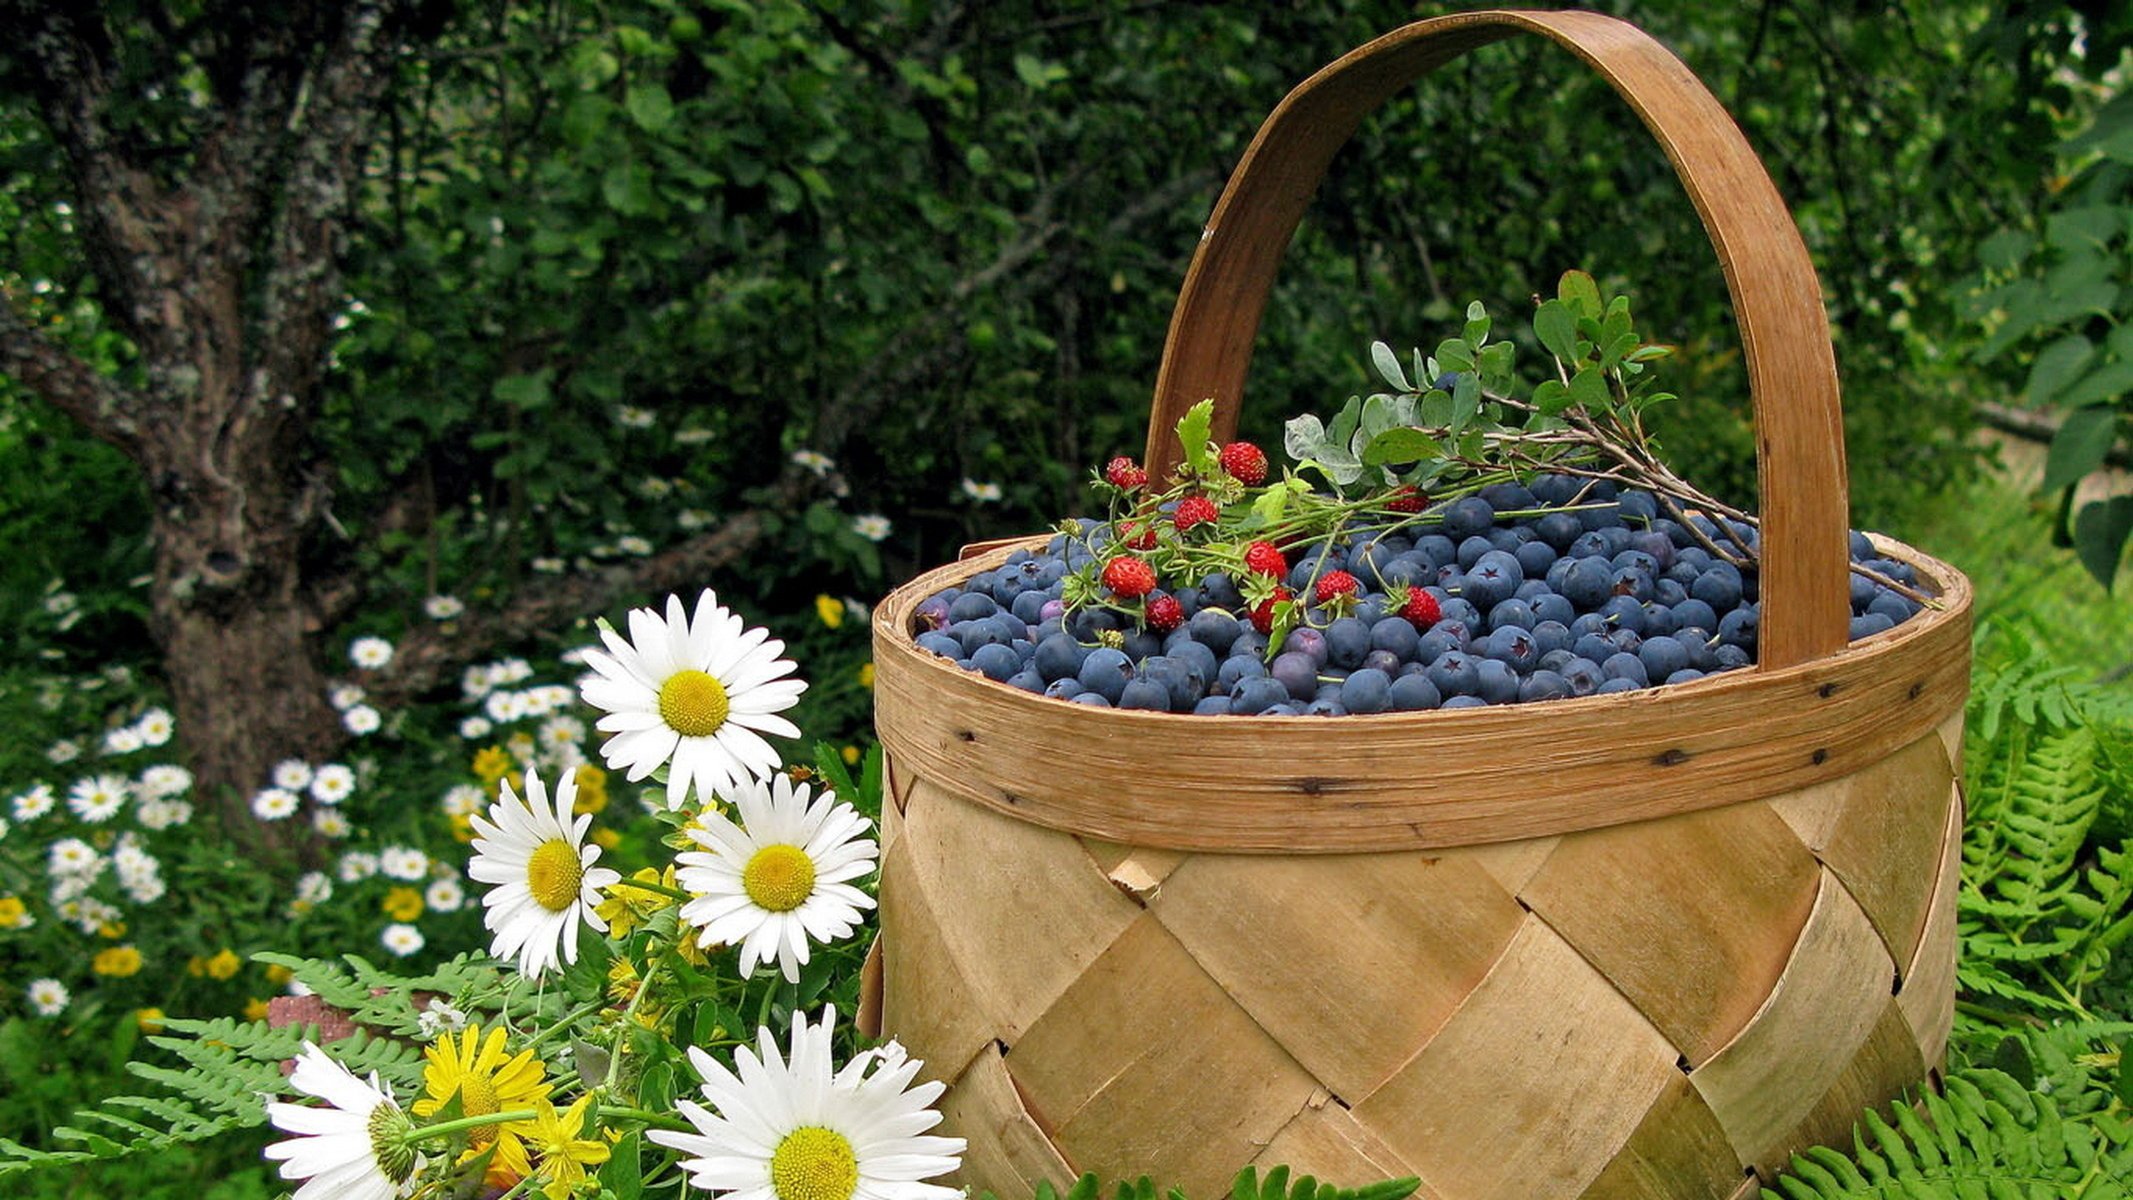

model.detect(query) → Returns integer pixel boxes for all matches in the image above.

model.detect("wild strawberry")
[1249,585,1293,635]
[1173,494,1219,534]
[1218,441,1268,486]
[1242,540,1288,578]
[1315,570,1361,606]
[1101,555,1157,599]
[1395,586,1442,630]
[1144,593,1185,633]
[1105,456,1148,490]
[1116,520,1157,551]
[1385,485,1427,513]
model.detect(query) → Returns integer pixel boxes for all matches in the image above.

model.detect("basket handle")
[1142,9,1850,669]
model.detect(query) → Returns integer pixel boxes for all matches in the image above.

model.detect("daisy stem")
[607,875,692,902]
[524,995,612,1054]
[595,1104,694,1132]
[606,944,673,1093]
[403,1108,542,1143]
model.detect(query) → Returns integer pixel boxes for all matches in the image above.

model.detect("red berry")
[1116,520,1156,551]
[1242,540,1288,578]
[1385,485,1427,514]
[1249,585,1293,635]
[1105,456,1148,490]
[1218,441,1268,487]
[1145,594,1185,633]
[1101,555,1157,599]
[1315,570,1361,606]
[1396,586,1442,630]
[1173,494,1219,534]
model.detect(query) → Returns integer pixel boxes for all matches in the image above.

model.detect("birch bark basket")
[866,11,1971,1199]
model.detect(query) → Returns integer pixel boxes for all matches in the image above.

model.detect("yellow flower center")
[769,1126,859,1200]
[459,1075,502,1148]
[526,839,585,912]
[743,845,817,913]
[658,669,730,737]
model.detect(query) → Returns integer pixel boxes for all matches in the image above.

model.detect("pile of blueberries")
[909,477,1926,716]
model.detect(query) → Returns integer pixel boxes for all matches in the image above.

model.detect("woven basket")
[862,11,1972,1200]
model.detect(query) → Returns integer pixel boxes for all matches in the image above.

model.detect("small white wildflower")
[531,556,565,574]
[102,725,143,756]
[790,449,834,477]
[336,852,379,883]
[123,873,166,904]
[312,808,350,839]
[484,690,525,723]
[459,715,493,740]
[852,513,892,542]
[676,508,713,531]
[381,923,425,957]
[252,788,300,821]
[137,764,192,798]
[67,775,129,823]
[273,759,314,790]
[348,636,394,670]
[440,783,484,817]
[613,404,656,429]
[296,871,333,905]
[960,478,1003,503]
[423,594,466,620]
[423,877,465,913]
[617,534,653,556]
[134,709,175,746]
[12,783,56,820]
[26,979,68,1017]
[343,705,382,735]
[328,683,367,711]
[379,846,429,881]
[137,798,193,830]
[415,998,468,1038]
[673,426,714,445]
[638,477,674,499]
[45,740,80,765]
[309,764,355,804]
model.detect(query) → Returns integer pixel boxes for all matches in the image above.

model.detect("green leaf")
[1566,365,1610,412]
[1462,300,1490,345]
[1175,399,1216,478]
[1433,338,1475,374]
[1558,269,1602,319]
[2041,407,2121,493]
[2073,495,2133,590]
[606,1132,644,1200]
[1283,414,1331,463]
[1369,341,1411,392]
[1979,228,2036,273]
[1533,378,1573,415]
[2059,359,2133,410]
[625,83,674,133]
[2046,206,2124,252]
[1450,374,1481,430]
[601,162,657,215]
[1362,427,1440,467]
[492,370,554,410]
[1533,299,1579,362]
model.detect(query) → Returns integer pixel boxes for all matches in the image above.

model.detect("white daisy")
[48,837,101,876]
[329,684,367,711]
[461,664,497,699]
[959,477,1002,502]
[532,556,565,574]
[123,873,166,904]
[264,1041,425,1200]
[311,764,356,804]
[344,705,382,735]
[497,658,534,684]
[539,716,586,754]
[102,725,144,755]
[296,872,333,905]
[313,808,351,839]
[650,1007,964,1200]
[252,788,300,821]
[675,774,878,983]
[138,799,192,830]
[578,590,807,810]
[12,783,55,820]
[679,507,714,530]
[349,637,395,670]
[423,878,465,913]
[460,715,494,740]
[675,426,715,445]
[379,846,429,881]
[67,774,129,823]
[46,740,80,765]
[484,690,526,723]
[27,978,69,1017]
[440,784,484,817]
[135,708,175,746]
[466,767,620,978]
[617,534,654,557]
[851,513,892,542]
[338,852,380,883]
[137,764,192,798]
[274,759,315,790]
[381,924,425,958]
[790,449,835,477]
[423,594,465,620]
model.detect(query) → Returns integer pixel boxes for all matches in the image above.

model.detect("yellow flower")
[265,964,294,986]
[381,887,424,922]
[595,866,676,939]
[590,827,621,851]
[204,948,242,980]
[606,956,641,1006]
[814,593,844,629]
[0,896,26,928]
[185,955,206,977]
[243,997,271,1022]
[97,920,126,940]
[450,812,477,843]
[492,1096,610,1200]
[858,661,876,689]
[93,946,143,977]
[572,763,608,815]
[506,732,537,764]
[413,1025,551,1161]
[472,746,514,785]
[135,1008,165,1033]
[840,744,860,766]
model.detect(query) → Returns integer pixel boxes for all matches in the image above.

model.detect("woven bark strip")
[874,9,1967,1198]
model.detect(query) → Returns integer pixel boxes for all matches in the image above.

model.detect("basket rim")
[869,532,1971,853]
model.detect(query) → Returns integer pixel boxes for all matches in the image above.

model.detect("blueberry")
[1118,678,1171,711]
[1627,530,1676,571]
[1456,535,1495,571]
[1069,691,1113,706]
[1200,572,1245,611]
[1640,602,1679,637]
[1617,490,1660,524]
[1678,629,1718,670]
[1713,643,1751,670]
[1570,611,1610,638]
[1672,598,1718,632]
[1606,627,1644,655]
[1229,630,1269,660]
[1140,656,1206,711]
[1006,668,1045,693]
[1561,657,1605,696]
[1388,673,1442,711]
[948,592,998,622]
[1531,473,1580,506]
[1481,625,1540,672]
[1717,605,1759,651]
[1461,563,1518,612]
[1217,654,1268,693]
[970,642,1021,681]
[1532,620,1573,656]
[1691,566,1743,612]
[1324,619,1371,670]
[953,618,1012,656]
[1192,695,1231,716]
[1529,591,1577,627]
[1362,648,1403,675]
[1170,640,1219,685]
[1868,589,1918,624]
[1350,539,1400,582]
[1066,606,1119,640]
[1044,677,1085,700]
[1638,635,1690,680]
[1303,698,1347,716]
[1340,668,1393,714]
[1474,659,1520,704]
[915,595,952,631]
[1230,676,1292,715]
[1850,612,1896,640]
[1534,511,1584,552]
[1077,648,1134,703]
[1595,677,1642,695]
[1416,627,1464,663]
[1665,668,1705,686]
[1427,651,1481,697]
[1439,495,1497,539]
[1263,703,1304,716]
[1573,632,1615,663]
[1608,566,1655,605]
[1442,695,1489,709]
[1519,670,1572,703]
[1481,481,1538,512]
[1849,530,1876,560]
[1538,647,1577,672]
[1561,556,1614,610]
[1601,652,1650,686]
[1597,595,1647,636]
[1121,629,1163,661]
[1413,535,1458,572]
[1272,652,1321,701]
[916,631,962,659]
[1487,598,1537,632]
[1378,555,1431,590]
[1369,617,1420,661]
[1848,571,1877,612]
[1188,608,1242,652]
[1286,626,1330,668]
[1039,598,1067,623]
[1515,540,1559,578]
[1487,526,1532,552]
